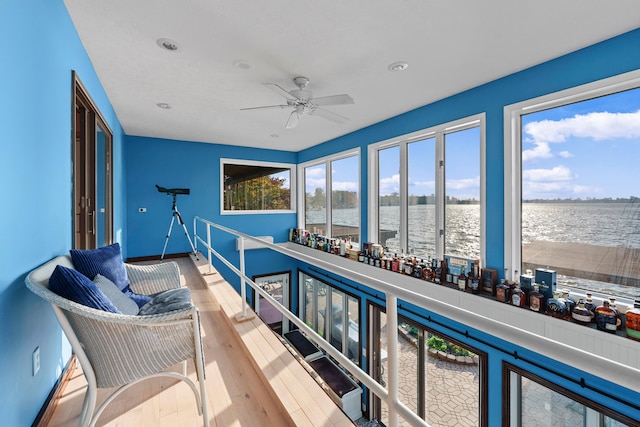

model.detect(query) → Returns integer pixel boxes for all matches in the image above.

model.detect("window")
[504,71,640,298]
[369,303,487,426]
[299,149,360,244]
[370,115,485,262]
[300,272,360,363]
[221,159,295,213]
[504,363,636,426]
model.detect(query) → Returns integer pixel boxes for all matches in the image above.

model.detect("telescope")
[156,185,190,195]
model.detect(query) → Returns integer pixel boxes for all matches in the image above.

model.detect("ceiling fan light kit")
[241,76,354,129]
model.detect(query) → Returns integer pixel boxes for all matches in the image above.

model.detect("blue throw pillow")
[49,265,121,313]
[70,243,151,308]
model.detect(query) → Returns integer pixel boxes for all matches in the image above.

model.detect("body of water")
[306,202,640,296]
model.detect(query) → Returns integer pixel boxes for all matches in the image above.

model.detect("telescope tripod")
[161,194,198,260]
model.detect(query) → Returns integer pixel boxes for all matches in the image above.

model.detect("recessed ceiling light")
[233,60,252,70]
[157,103,171,109]
[388,61,409,72]
[156,38,179,51]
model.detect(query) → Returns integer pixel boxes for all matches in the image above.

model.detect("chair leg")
[79,381,97,427]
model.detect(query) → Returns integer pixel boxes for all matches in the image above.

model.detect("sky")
[305,87,640,201]
[522,87,640,200]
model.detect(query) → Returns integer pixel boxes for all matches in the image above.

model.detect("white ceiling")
[64,0,640,152]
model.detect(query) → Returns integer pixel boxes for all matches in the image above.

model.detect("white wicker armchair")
[25,255,209,427]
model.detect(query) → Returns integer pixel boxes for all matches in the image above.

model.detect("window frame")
[298,270,361,363]
[297,148,361,244]
[220,158,296,215]
[503,362,637,426]
[368,113,486,262]
[503,69,640,284]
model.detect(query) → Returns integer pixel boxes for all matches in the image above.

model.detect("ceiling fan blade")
[263,83,297,100]
[285,110,299,129]
[240,104,289,111]
[311,94,354,106]
[310,107,348,124]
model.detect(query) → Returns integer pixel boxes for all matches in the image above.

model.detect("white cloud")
[522,141,552,161]
[446,176,480,190]
[379,174,400,196]
[524,110,640,143]
[523,109,640,162]
[332,180,358,192]
[522,165,575,182]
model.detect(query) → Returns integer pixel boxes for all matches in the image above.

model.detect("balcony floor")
[45,255,353,427]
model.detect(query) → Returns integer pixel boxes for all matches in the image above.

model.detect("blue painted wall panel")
[0,1,126,425]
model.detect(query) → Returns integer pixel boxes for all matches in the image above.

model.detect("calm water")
[306,203,640,296]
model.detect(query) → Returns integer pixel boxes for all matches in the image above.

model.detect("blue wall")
[125,135,299,287]
[0,1,127,425]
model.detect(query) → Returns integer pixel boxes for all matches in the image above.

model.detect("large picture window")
[370,115,485,263]
[221,159,295,213]
[505,71,640,298]
[300,149,360,244]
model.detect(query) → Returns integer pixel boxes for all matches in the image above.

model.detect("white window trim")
[368,114,486,263]
[503,69,640,285]
[220,158,296,215]
[297,148,361,241]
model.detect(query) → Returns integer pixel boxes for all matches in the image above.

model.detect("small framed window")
[221,159,295,214]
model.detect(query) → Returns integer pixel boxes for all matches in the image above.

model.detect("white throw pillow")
[93,274,140,315]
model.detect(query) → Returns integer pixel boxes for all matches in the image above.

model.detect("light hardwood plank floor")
[45,256,293,427]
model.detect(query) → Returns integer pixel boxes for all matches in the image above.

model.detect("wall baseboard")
[126,252,191,263]
[33,355,77,427]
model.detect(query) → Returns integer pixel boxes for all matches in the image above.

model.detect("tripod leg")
[175,210,199,260]
[161,214,177,260]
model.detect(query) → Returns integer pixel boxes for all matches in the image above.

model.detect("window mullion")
[326,160,332,239]
[435,133,446,259]
[399,143,408,253]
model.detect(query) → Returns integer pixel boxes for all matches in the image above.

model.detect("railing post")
[206,224,213,275]
[387,293,399,426]
[234,237,254,322]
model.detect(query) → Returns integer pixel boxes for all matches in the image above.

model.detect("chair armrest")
[125,261,181,295]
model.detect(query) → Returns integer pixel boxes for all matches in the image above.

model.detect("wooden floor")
[46,256,294,427]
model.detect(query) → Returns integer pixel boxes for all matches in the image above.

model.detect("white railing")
[193,216,425,427]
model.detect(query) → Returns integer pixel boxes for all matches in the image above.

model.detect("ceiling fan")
[241,76,354,129]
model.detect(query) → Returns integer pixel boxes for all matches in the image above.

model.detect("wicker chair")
[25,255,210,427]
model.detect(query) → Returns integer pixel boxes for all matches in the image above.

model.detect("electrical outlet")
[138,207,147,213]
[32,347,40,376]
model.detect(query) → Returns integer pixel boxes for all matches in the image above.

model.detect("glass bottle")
[391,253,399,272]
[546,291,567,318]
[511,282,526,307]
[561,289,576,320]
[434,260,442,285]
[496,280,510,303]
[609,297,623,331]
[457,268,467,291]
[595,299,620,333]
[584,292,596,319]
[528,283,545,313]
[358,249,365,263]
[625,298,640,341]
[469,265,480,294]
[571,299,593,325]
[440,259,448,285]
